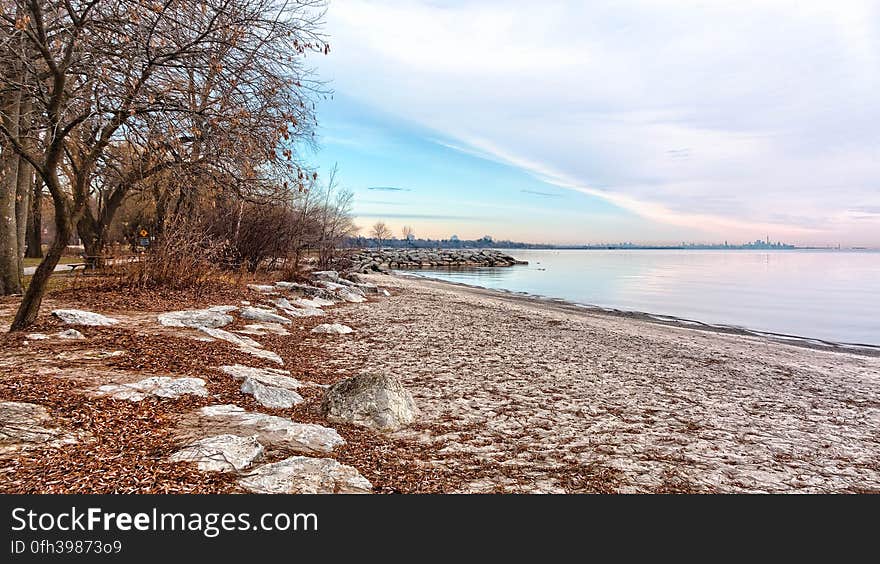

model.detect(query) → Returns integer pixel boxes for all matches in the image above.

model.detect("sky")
[307,0,880,246]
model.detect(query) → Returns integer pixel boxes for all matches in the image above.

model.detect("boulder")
[52,309,119,326]
[240,306,291,325]
[238,456,372,494]
[220,365,305,408]
[158,308,234,329]
[272,298,325,318]
[292,297,334,309]
[57,329,85,340]
[95,376,209,401]
[240,378,303,408]
[0,402,78,454]
[240,346,284,365]
[199,327,262,349]
[312,270,340,283]
[274,282,336,300]
[220,365,303,388]
[311,323,353,335]
[169,434,264,472]
[337,289,366,303]
[353,283,379,294]
[197,405,344,454]
[236,323,290,336]
[321,373,418,432]
[247,284,277,294]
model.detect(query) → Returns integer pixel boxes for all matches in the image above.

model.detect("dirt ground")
[1,273,878,493]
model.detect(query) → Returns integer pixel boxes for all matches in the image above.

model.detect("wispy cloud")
[355,212,480,221]
[521,189,563,198]
[367,186,412,192]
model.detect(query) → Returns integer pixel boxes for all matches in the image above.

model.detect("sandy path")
[327,274,880,493]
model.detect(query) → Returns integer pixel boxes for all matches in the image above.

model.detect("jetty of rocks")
[349,249,527,273]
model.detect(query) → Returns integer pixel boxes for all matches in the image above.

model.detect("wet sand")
[327,273,880,493]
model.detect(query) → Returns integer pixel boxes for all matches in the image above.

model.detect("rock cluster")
[349,249,526,273]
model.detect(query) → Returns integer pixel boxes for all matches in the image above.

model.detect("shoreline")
[327,272,880,493]
[397,270,880,357]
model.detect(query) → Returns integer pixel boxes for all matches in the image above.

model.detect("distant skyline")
[309,0,880,246]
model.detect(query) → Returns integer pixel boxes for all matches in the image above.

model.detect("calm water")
[410,249,880,346]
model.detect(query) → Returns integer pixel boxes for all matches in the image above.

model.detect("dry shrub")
[108,220,228,292]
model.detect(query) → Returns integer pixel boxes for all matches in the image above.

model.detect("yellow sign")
[139,229,148,237]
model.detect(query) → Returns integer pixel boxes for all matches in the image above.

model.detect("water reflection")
[410,249,880,345]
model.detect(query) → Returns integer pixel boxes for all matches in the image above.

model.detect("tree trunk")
[76,183,127,268]
[25,176,42,258]
[0,90,23,296]
[10,208,69,330]
[15,156,32,262]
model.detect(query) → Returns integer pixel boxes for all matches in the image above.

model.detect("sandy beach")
[325,273,880,493]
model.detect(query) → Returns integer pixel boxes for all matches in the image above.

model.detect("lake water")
[410,249,880,347]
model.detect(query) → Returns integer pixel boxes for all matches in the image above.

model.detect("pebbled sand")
[326,273,880,493]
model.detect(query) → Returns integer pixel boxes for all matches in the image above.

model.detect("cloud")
[355,212,480,220]
[324,0,880,244]
[367,186,412,192]
[521,189,563,198]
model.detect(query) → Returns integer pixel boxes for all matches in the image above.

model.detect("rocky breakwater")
[350,249,527,273]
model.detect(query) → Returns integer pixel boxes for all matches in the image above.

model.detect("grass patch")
[22,273,73,293]
[22,256,80,268]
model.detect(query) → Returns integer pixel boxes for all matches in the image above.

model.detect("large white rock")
[200,327,262,349]
[312,271,340,282]
[316,281,345,292]
[322,373,418,432]
[198,405,344,454]
[158,309,233,329]
[311,323,354,335]
[96,376,209,401]
[247,284,277,294]
[25,333,50,340]
[236,322,290,336]
[0,402,78,454]
[292,297,335,309]
[338,290,367,303]
[240,306,291,325]
[242,346,284,365]
[239,456,372,494]
[220,365,302,388]
[241,378,303,408]
[57,329,85,340]
[220,365,305,408]
[52,309,119,326]
[198,329,282,364]
[169,434,264,472]
[207,306,239,313]
[353,283,379,295]
[317,281,366,300]
[272,298,325,318]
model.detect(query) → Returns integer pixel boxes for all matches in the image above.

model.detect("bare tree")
[371,221,391,249]
[0,0,330,329]
[402,225,414,241]
[315,167,355,269]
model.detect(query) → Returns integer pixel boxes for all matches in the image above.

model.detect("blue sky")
[307,0,880,246]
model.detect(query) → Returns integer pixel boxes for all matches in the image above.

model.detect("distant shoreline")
[397,270,880,357]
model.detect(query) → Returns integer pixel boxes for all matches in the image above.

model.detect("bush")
[108,220,229,292]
